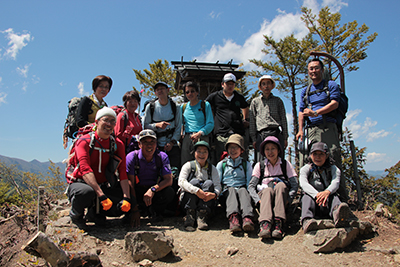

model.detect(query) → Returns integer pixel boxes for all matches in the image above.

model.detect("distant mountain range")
[0,154,386,179]
[0,155,65,176]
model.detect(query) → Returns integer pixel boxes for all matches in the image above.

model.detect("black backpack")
[142,97,177,123]
[303,80,348,139]
[142,97,178,138]
[258,159,290,189]
[63,96,92,139]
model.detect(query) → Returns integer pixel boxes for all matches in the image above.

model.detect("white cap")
[95,107,117,121]
[222,73,236,83]
[258,75,275,89]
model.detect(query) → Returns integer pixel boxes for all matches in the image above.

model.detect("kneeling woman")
[248,136,298,240]
[178,141,221,231]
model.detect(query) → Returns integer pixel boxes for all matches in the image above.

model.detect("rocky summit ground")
[1,200,400,267]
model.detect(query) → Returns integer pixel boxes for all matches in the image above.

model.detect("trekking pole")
[310,51,345,94]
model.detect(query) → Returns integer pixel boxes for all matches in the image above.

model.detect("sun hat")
[258,75,275,89]
[153,81,169,90]
[193,140,210,152]
[225,134,244,151]
[260,136,282,157]
[309,142,329,154]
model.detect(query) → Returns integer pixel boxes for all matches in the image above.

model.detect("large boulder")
[125,231,174,262]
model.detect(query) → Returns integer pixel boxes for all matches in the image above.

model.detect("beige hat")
[225,134,244,151]
[258,75,275,89]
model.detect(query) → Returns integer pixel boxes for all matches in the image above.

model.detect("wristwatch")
[150,186,157,193]
[314,111,318,117]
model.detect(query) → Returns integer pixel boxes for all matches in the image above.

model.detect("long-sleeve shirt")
[178,160,221,196]
[143,99,182,147]
[299,163,340,199]
[248,158,298,203]
[249,93,288,142]
[216,156,252,193]
[181,100,214,136]
[72,132,127,184]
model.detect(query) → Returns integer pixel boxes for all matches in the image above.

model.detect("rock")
[138,259,153,266]
[375,203,384,216]
[316,219,335,229]
[125,231,174,262]
[304,227,359,253]
[225,247,239,256]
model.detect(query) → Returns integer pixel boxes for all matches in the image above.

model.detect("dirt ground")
[1,204,400,267]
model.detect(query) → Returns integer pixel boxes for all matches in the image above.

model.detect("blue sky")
[0,0,399,171]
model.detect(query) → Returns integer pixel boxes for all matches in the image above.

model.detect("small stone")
[138,259,153,266]
[225,247,239,256]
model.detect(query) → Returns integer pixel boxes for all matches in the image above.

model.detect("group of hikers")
[64,57,353,240]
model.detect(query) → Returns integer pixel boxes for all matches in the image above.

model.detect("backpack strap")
[187,160,197,183]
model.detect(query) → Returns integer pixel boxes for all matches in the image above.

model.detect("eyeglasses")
[185,90,196,94]
[100,118,116,125]
[98,85,110,90]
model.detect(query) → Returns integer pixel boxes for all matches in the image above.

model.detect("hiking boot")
[302,218,318,234]
[183,209,196,232]
[333,202,351,228]
[242,217,255,232]
[85,207,107,227]
[272,218,284,240]
[258,220,272,239]
[228,213,241,233]
[197,210,209,231]
[70,215,87,229]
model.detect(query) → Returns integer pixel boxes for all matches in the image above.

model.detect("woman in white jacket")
[178,141,221,231]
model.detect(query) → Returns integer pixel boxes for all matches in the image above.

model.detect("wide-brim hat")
[258,75,275,89]
[260,136,281,157]
[225,134,244,151]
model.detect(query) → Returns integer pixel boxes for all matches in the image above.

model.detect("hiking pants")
[67,181,132,219]
[223,187,254,219]
[258,182,288,223]
[299,122,348,201]
[301,193,341,223]
[181,179,216,214]
[135,185,175,216]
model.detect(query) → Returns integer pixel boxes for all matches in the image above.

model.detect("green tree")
[249,33,318,167]
[301,6,378,80]
[132,59,177,98]
[340,128,369,201]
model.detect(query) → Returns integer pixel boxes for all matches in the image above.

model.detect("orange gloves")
[118,197,131,213]
[99,195,113,211]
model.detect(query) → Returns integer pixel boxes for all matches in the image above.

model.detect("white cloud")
[22,81,28,92]
[2,28,32,60]
[344,110,390,141]
[196,0,347,69]
[31,75,40,84]
[367,152,386,163]
[60,81,66,86]
[78,82,88,96]
[209,11,221,19]
[366,130,390,142]
[0,92,7,105]
[16,63,30,78]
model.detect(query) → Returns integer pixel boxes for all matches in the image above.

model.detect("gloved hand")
[118,197,131,213]
[99,195,113,211]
